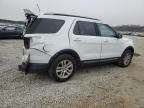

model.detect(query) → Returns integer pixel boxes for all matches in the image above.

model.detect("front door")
[97,23,122,59]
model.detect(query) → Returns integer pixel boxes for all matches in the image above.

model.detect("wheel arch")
[47,49,81,69]
[122,46,134,56]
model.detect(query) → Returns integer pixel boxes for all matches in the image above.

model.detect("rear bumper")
[19,47,50,73]
[19,55,30,72]
[18,52,48,72]
[18,62,29,72]
[19,63,48,73]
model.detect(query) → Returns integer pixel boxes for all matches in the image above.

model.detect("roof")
[44,13,100,21]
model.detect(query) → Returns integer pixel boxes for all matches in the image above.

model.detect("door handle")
[104,40,109,43]
[73,38,81,42]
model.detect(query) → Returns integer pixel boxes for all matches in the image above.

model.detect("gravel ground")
[0,36,144,108]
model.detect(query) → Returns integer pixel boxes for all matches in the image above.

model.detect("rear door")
[69,19,102,61]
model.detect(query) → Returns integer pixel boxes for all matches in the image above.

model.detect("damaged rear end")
[19,9,50,73]
[19,9,67,73]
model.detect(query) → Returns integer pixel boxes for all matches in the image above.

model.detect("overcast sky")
[0,0,144,26]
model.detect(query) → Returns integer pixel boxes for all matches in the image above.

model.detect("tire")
[117,50,134,67]
[49,54,76,82]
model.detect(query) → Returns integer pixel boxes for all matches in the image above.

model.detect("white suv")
[20,9,134,82]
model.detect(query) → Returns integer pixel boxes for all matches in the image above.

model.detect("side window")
[73,22,79,35]
[97,24,116,37]
[73,21,97,36]
[26,18,65,34]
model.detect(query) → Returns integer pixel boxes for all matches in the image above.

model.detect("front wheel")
[118,50,134,67]
[49,54,76,82]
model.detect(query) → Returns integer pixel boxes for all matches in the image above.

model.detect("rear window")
[26,18,65,34]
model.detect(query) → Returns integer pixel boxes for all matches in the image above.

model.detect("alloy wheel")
[56,60,73,79]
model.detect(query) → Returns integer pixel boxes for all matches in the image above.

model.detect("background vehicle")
[19,9,134,82]
[0,25,23,39]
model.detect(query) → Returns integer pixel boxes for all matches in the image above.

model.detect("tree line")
[113,25,144,32]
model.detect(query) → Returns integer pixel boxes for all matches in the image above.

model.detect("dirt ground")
[0,36,144,108]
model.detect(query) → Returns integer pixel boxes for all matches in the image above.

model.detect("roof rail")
[44,13,100,21]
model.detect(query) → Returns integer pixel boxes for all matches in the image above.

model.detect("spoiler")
[23,9,37,36]
[24,9,37,19]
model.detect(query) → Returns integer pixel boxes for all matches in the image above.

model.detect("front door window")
[97,24,116,37]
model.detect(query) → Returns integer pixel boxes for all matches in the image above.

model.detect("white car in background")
[19,9,134,82]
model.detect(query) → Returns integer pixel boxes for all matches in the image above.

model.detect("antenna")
[36,2,41,12]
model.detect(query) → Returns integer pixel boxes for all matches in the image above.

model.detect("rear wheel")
[49,54,76,82]
[118,50,133,67]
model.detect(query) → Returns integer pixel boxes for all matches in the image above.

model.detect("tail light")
[24,37,30,49]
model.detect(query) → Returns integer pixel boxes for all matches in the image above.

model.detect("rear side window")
[73,21,97,36]
[26,18,65,34]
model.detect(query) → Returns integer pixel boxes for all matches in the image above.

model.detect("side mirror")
[115,33,123,39]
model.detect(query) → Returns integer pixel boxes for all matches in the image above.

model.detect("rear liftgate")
[18,9,37,74]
